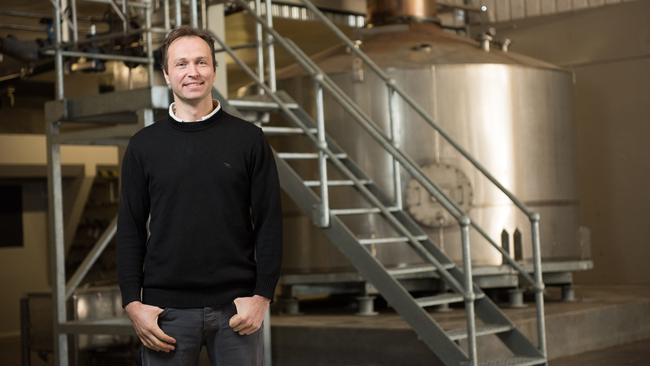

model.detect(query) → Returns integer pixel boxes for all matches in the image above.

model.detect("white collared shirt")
[169,100,221,122]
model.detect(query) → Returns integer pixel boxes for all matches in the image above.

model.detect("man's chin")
[174,91,211,104]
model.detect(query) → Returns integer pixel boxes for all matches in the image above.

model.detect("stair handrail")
[225,3,482,362]
[292,0,547,355]
[238,0,540,291]
[229,0,539,283]
[228,0,545,358]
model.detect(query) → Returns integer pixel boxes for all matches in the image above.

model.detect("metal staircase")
[220,90,545,365]
[211,1,549,365]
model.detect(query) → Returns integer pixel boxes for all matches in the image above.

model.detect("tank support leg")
[561,284,576,302]
[508,288,527,308]
[279,285,302,315]
[356,296,378,316]
[434,280,453,312]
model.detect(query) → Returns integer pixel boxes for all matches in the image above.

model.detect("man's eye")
[177,63,186,67]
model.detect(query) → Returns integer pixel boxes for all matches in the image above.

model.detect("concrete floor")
[4,286,650,365]
[4,338,650,366]
[551,338,650,366]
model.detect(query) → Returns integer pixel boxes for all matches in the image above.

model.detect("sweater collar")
[167,100,223,132]
[169,99,221,122]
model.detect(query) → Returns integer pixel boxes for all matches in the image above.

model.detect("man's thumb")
[229,314,241,328]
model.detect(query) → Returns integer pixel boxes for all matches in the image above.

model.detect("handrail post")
[164,0,170,31]
[174,0,182,27]
[71,0,79,43]
[50,2,69,365]
[460,216,477,365]
[387,79,402,209]
[201,0,207,29]
[145,0,154,87]
[530,213,547,357]
[255,0,265,94]
[190,0,198,27]
[314,73,330,227]
[265,0,276,92]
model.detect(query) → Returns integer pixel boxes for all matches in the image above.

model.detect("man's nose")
[187,63,199,76]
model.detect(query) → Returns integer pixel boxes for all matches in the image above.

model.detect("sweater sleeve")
[250,128,283,301]
[116,144,150,308]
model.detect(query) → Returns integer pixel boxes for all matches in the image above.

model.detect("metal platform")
[45,86,170,146]
[279,259,593,295]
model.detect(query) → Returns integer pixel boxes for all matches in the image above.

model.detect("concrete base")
[552,338,650,366]
[269,286,650,365]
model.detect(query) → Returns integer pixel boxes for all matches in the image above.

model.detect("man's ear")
[163,69,170,85]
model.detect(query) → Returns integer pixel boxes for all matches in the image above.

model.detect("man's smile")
[183,81,204,87]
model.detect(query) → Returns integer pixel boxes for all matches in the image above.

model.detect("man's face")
[163,36,215,105]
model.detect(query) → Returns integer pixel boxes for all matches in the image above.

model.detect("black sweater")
[116,108,282,309]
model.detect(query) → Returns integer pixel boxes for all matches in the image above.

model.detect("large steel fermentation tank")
[278,1,586,274]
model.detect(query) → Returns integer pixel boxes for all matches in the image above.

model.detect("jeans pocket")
[158,307,169,322]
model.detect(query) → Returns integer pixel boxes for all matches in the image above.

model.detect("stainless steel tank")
[277,6,585,273]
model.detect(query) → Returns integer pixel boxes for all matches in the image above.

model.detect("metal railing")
[296,0,546,357]
[223,0,486,361]
[224,0,548,362]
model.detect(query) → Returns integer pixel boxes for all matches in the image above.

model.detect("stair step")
[330,207,400,216]
[386,263,456,276]
[465,356,547,366]
[277,152,348,160]
[358,235,428,245]
[262,126,317,135]
[303,179,372,187]
[229,99,299,111]
[415,293,464,307]
[447,323,513,341]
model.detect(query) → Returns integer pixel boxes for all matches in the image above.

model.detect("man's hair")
[161,26,216,73]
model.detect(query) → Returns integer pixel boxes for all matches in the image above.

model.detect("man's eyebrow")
[173,56,208,62]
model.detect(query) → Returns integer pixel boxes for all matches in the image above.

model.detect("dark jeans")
[140,303,263,366]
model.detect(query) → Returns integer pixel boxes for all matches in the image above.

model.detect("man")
[117,26,282,366]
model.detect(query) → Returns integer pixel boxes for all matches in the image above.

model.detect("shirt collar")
[169,100,221,122]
